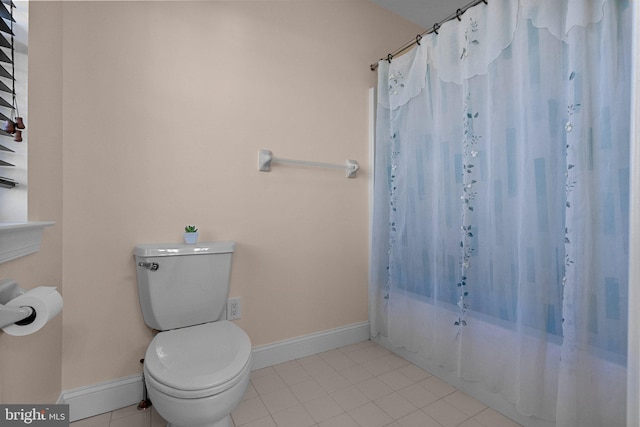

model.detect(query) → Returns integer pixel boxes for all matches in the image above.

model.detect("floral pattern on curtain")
[371,1,631,426]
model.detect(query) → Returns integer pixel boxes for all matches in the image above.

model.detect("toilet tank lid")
[134,241,236,257]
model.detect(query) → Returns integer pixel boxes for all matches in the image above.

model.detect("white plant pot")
[184,232,198,244]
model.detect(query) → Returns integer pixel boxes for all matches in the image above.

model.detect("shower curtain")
[371,1,631,426]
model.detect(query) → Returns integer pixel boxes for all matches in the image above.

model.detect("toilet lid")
[144,321,251,393]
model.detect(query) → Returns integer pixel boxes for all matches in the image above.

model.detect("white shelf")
[0,222,55,264]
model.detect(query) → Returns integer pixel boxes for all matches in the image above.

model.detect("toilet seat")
[144,321,252,399]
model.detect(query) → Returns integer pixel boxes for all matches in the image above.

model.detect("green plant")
[184,225,198,233]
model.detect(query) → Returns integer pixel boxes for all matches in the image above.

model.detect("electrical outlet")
[227,297,241,320]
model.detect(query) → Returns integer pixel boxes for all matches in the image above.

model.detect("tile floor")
[71,340,522,427]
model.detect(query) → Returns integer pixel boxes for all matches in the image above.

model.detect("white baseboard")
[251,321,370,370]
[58,375,144,423]
[59,321,370,422]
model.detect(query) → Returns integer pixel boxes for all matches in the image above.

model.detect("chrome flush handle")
[138,262,159,271]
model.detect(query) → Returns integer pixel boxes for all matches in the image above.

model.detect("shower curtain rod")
[370,0,487,71]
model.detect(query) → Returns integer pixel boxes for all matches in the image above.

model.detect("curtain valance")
[379,0,615,110]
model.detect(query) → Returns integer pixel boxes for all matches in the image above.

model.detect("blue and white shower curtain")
[371,1,631,426]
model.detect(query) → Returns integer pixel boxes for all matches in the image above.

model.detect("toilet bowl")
[143,321,252,427]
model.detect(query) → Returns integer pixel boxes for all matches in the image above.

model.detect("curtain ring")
[416,34,422,45]
[433,22,440,35]
[386,53,393,63]
[456,9,462,21]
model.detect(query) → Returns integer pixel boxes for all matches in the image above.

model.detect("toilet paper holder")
[0,279,35,329]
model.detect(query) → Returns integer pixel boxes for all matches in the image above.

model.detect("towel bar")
[258,149,359,178]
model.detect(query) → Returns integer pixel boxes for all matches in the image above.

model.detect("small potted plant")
[184,225,198,244]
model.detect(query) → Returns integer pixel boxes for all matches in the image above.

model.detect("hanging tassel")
[8,5,24,143]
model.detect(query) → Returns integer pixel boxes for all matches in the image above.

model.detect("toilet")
[134,241,252,427]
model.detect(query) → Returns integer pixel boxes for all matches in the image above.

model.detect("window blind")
[0,0,22,189]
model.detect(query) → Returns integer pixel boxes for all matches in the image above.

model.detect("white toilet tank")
[134,241,236,331]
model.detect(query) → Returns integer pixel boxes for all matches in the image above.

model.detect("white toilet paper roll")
[2,286,63,336]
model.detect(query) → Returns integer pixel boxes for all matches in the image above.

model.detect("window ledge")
[0,222,55,264]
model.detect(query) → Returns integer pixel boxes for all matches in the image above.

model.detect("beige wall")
[1,0,423,400]
[0,1,63,403]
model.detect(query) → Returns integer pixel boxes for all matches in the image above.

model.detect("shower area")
[369,1,634,426]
